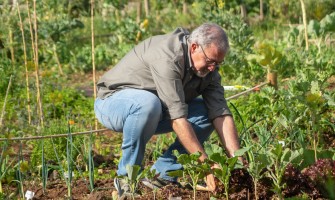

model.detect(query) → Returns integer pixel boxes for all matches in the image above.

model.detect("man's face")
[190,43,225,77]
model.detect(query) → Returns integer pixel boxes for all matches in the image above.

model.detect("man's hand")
[171,117,208,161]
[205,173,216,191]
[196,173,216,192]
[213,116,241,159]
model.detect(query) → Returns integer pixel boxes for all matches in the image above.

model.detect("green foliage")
[30,119,84,169]
[205,144,245,200]
[43,87,93,119]
[0,58,13,95]
[246,42,283,71]
[0,1,334,199]
[124,164,148,198]
[265,144,300,199]
[169,151,211,200]
[247,151,270,200]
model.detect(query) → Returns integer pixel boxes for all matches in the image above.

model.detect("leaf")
[209,153,227,166]
[234,147,251,157]
[324,94,335,106]
[308,20,321,37]
[320,12,335,33]
[204,143,223,156]
[126,165,141,182]
[167,170,183,177]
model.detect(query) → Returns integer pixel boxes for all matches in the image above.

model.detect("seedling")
[209,147,247,200]
[168,151,211,200]
[266,144,300,199]
[124,164,149,199]
[246,149,269,200]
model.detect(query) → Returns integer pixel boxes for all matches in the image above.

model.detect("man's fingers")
[205,174,217,191]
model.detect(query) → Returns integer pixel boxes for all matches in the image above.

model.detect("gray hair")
[188,23,230,54]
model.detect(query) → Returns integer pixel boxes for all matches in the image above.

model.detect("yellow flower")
[140,19,149,30]
[68,120,75,125]
[20,161,29,173]
[306,92,324,105]
[218,0,225,9]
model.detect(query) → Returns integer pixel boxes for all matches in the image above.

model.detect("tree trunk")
[137,1,142,23]
[240,4,247,22]
[183,1,187,15]
[144,0,150,17]
[259,0,264,21]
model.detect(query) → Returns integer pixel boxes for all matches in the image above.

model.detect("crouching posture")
[94,22,242,197]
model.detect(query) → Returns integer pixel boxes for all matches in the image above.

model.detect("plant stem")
[254,180,258,200]
[9,29,15,63]
[88,131,94,192]
[17,140,24,198]
[53,44,63,76]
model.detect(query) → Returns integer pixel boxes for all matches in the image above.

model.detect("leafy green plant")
[0,143,14,194]
[246,41,283,74]
[168,151,211,200]
[266,144,300,199]
[247,150,270,200]
[124,164,147,199]
[207,145,247,200]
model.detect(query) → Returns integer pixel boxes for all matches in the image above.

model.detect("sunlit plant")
[266,144,300,199]
[168,151,211,200]
[207,144,247,200]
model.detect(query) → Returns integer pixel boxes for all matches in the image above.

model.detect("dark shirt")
[97,27,231,120]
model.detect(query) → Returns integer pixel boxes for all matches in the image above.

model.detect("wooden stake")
[0,75,13,127]
[144,0,150,17]
[33,0,44,128]
[136,1,142,24]
[267,70,278,89]
[91,0,98,130]
[17,2,32,124]
[259,0,264,21]
[300,0,309,50]
[27,0,44,127]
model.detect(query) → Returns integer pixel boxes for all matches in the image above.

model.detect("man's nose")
[208,64,217,71]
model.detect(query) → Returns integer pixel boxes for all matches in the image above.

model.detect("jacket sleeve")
[201,72,232,120]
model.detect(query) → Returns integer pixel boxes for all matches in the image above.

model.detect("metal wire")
[0,82,270,142]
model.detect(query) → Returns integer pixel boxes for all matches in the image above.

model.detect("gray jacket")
[97,28,231,120]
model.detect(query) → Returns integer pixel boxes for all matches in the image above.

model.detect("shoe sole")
[141,178,161,189]
[114,178,122,197]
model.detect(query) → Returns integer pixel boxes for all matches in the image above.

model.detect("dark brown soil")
[2,165,331,200]
[2,131,333,200]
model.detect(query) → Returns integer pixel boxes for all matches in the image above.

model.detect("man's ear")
[190,43,198,53]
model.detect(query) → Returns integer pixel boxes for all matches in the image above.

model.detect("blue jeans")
[94,89,214,181]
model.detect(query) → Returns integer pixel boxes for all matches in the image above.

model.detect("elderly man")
[94,22,242,197]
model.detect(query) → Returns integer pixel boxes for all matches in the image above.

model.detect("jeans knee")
[141,94,162,120]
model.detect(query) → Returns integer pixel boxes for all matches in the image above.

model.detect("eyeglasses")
[199,45,224,66]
